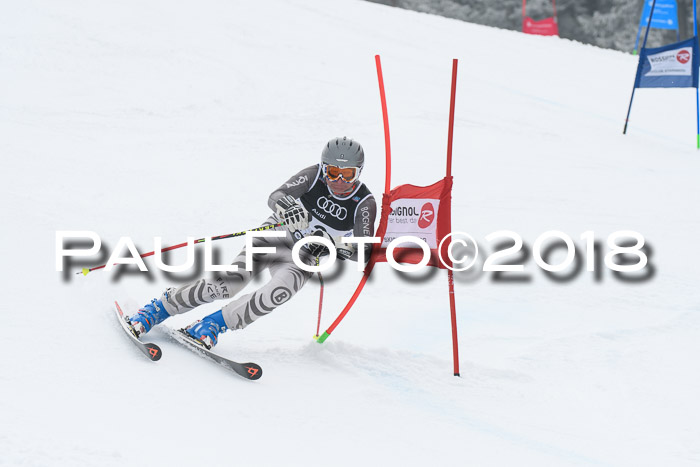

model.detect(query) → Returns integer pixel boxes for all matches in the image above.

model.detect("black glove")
[305,230,334,258]
[275,195,309,232]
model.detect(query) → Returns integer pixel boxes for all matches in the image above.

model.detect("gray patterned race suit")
[159,164,377,330]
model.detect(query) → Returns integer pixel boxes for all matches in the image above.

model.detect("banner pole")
[695,88,699,149]
[642,0,659,50]
[632,0,653,54]
[624,0,658,134]
[522,0,527,31]
[694,0,699,148]
[633,19,643,54]
[623,89,639,135]
[446,59,457,178]
[445,59,460,377]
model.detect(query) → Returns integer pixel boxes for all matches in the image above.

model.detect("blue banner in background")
[635,37,699,88]
[639,0,679,30]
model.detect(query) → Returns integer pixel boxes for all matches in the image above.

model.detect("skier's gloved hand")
[334,236,356,261]
[305,230,334,258]
[275,195,309,232]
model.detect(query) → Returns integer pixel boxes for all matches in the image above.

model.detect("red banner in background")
[522,0,559,36]
[523,16,559,36]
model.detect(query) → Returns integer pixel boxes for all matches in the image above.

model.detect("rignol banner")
[381,198,440,249]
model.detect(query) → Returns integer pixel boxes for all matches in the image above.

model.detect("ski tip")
[145,344,162,361]
[242,363,262,380]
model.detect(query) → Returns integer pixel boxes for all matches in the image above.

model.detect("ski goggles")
[323,164,360,183]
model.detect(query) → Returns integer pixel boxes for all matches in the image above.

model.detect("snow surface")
[2,0,700,465]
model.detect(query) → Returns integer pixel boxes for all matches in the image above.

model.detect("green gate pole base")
[316,331,330,343]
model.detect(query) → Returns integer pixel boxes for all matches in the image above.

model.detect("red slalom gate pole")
[316,260,376,342]
[447,270,459,376]
[315,54,393,344]
[446,58,460,377]
[376,54,392,195]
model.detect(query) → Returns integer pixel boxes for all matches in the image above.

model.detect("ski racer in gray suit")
[127,137,377,349]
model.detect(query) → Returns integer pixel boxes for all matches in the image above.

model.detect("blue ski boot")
[184,310,228,350]
[128,298,170,337]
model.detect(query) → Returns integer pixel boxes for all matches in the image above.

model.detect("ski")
[165,327,262,381]
[114,300,162,362]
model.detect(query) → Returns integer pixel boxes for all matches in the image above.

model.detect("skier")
[127,137,377,349]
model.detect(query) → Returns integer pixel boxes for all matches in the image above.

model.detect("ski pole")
[77,222,285,276]
[313,256,325,340]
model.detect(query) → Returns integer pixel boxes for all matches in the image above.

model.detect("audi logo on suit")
[316,197,348,220]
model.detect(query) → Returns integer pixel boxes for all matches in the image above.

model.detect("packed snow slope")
[2,0,700,465]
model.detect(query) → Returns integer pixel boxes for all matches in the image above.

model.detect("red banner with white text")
[522,0,559,36]
[373,176,453,269]
[523,16,559,36]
